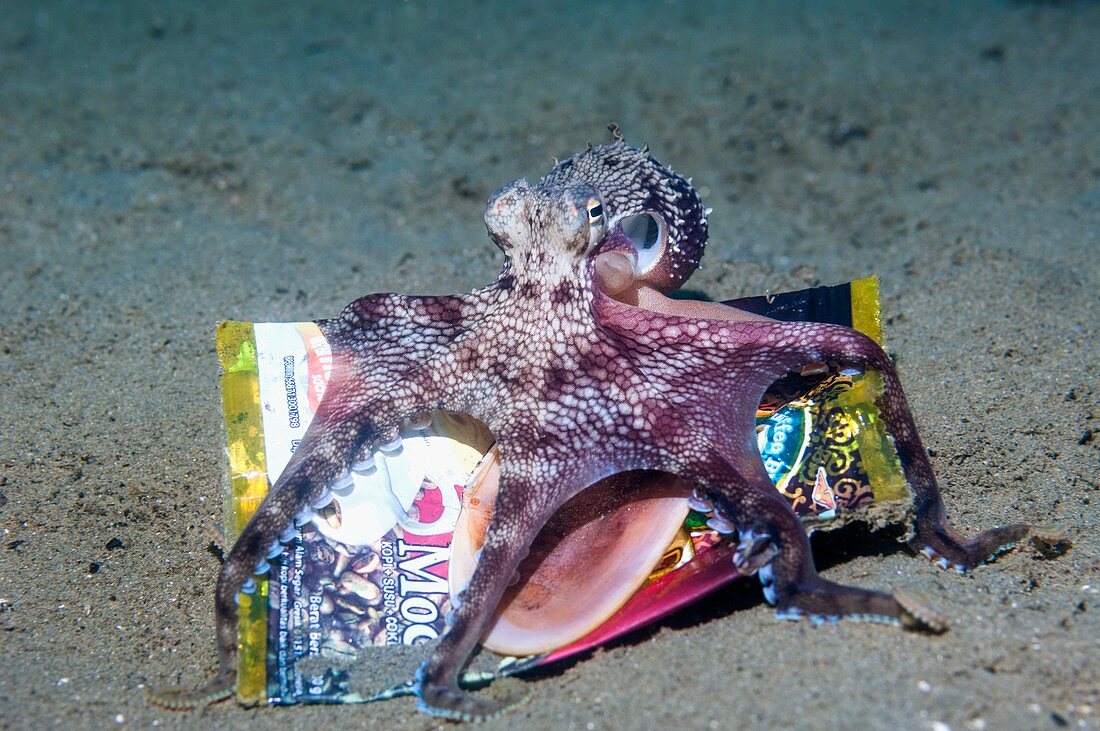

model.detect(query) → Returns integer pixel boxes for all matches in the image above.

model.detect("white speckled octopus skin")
[155,138,1064,720]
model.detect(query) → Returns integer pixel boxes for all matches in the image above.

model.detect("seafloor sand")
[1,1,1097,729]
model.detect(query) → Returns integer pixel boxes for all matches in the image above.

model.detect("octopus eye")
[619,212,667,275]
[584,197,607,251]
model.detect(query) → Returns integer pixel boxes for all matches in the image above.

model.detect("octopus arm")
[718,319,1061,570]
[415,451,606,721]
[318,285,504,380]
[152,288,506,711]
[591,298,1063,632]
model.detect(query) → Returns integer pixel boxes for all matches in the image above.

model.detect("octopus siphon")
[154,132,1066,720]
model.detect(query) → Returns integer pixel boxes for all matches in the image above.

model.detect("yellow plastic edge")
[843,277,908,504]
[215,321,269,705]
[849,276,883,346]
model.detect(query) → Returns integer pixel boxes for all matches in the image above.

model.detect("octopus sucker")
[151,135,1068,719]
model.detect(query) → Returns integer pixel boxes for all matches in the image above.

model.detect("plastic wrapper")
[215,276,907,705]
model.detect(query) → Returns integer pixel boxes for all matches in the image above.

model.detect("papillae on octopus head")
[481,140,710,297]
[483,178,609,280]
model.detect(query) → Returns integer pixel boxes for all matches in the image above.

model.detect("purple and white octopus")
[155,133,1065,720]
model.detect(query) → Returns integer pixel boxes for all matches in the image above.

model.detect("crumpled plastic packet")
[214,276,908,705]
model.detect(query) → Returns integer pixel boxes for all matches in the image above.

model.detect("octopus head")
[539,140,709,294]
[484,178,608,272]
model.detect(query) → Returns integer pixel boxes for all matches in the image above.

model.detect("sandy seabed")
[1,1,1097,729]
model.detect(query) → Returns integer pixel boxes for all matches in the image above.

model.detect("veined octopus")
[155,132,1065,720]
